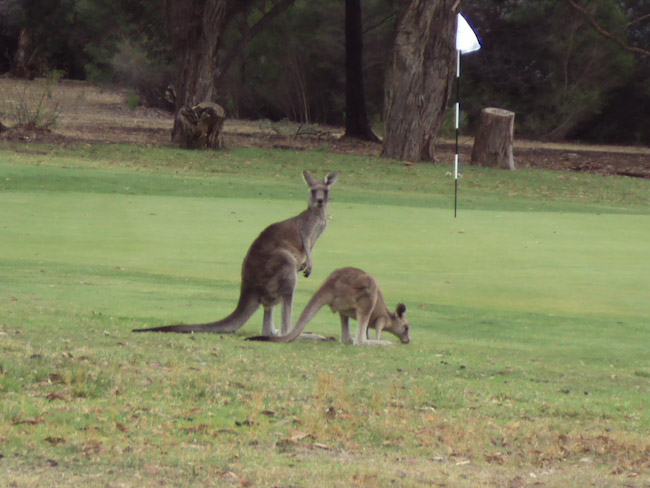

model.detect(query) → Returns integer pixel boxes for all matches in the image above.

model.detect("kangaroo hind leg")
[355,312,372,345]
[279,290,295,336]
[340,315,354,344]
[261,306,278,336]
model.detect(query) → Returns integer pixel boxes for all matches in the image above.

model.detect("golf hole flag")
[454,13,481,217]
[456,13,481,54]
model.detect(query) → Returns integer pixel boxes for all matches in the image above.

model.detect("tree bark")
[11,27,34,79]
[163,0,230,109]
[163,0,294,148]
[470,108,516,170]
[344,0,379,142]
[164,0,295,110]
[382,0,458,162]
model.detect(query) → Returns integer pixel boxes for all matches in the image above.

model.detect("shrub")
[110,39,175,111]
[2,71,64,130]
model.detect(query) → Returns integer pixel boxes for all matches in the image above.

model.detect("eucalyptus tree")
[381,0,458,161]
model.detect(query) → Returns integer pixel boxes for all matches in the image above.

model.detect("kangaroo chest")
[301,212,328,248]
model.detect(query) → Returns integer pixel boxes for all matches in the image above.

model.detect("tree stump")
[470,108,516,170]
[171,102,226,149]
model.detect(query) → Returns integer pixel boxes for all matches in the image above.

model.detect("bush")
[2,71,64,130]
[110,39,175,111]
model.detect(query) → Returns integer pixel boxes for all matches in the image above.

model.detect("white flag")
[456,13,481,54]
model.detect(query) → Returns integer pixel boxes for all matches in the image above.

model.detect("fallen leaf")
[508,476,525,488]
[13,417,45,426]
[290,429,311,442]
[275,438,298,451]
[46,392,67,401]
[184,424,210,434]
[48,373,63,383]
[44,437,65,445]
[218,471,252,486]
[82,440,103,456]
[235,419,254,427]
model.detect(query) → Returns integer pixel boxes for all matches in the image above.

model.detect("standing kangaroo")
[133,171,339,335]
[248,267,411,345]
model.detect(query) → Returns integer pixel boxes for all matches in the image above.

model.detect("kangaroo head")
[304,170,339,209]
[388,303,410,344]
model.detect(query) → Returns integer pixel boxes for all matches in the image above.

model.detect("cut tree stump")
[171,102,226,149]
[470,107,516,170]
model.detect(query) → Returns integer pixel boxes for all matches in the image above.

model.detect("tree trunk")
[470,108,516,170]
[163,0,294,148]
[11,27,34,79]
[344,0,379,142]
[382,0,458,162]
[163,0,230,109]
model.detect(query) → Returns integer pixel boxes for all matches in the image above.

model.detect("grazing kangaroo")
[248,267,410,345]
[133,171,339,335]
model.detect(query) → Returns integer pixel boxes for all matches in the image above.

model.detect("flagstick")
[454,13,481,217]
[454,49,461,218]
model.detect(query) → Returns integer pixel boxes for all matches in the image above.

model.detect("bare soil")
[1,78,649,178]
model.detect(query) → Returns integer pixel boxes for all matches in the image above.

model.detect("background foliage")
[1,0,648,144]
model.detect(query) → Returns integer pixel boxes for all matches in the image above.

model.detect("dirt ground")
[1,78,649,178]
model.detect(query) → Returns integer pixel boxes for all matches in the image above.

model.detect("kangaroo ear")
[325,171,339,186]
[396,303,407,318]
[303,170,318,187]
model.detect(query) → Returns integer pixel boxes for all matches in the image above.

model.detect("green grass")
[1,142,649,487]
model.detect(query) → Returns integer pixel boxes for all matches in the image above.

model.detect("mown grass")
[0,142,649,487]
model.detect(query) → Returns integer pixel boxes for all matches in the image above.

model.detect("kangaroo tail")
[133,291,259,333]
[247,287,332,343]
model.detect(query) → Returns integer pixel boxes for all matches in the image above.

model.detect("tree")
[218,0,396,126]
[562,0,650,143]
[163,0,294,148]
[344,0,379,141]
[163,0,294,111]
[460,0,640,141]
[11,26,32,78]
[382,0,458,162]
